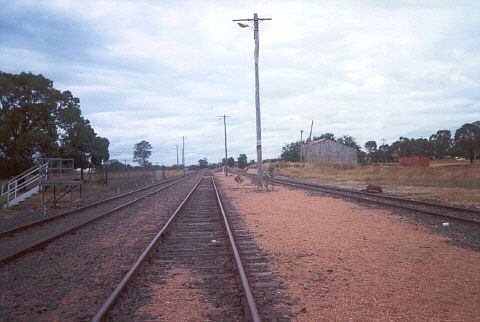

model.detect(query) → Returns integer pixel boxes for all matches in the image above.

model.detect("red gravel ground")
[216,174,480,321]
[134,267,218,321]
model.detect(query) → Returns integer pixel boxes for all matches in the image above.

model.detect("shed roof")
[306,138,357,152]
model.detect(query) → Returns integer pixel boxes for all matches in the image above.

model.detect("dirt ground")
[216,173,480,321]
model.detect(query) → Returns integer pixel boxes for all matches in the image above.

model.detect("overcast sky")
[1,0,479,166]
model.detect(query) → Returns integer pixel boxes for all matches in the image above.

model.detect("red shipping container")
[399,157,430,167]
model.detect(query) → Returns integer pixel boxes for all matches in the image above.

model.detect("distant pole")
[105,163,108,186]
[300,130,304,163]
[233,13,271,190]
[124,160,127,172]
[381,138,386,146]
[182,136,185,176]
[218,114,230,176]
[175,145,179,169]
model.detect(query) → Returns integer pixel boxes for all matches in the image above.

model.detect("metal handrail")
[4,163,44,188]
[3,163,48,207]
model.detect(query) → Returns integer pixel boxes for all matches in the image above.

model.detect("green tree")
[429,130,452,159]
[337,135,361,151]
[1,72,61,176]
[364,140,377,154]
[0,71,109,178]
[313,133,335,142]
[454,121,480,163]
[280,142,300,162]
[227,156,235,167]
[60,118,95,170]
[91,137,110,166]
[108,159,127,172]
[237,154,248,169]
[378,144,390,162]
[198,158,208,168]
[133,140,152,168]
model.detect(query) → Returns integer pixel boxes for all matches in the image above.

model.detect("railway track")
[243,174,480,226]
[273,177,480,225]
[0,173,195,265]
[93,173,261,322]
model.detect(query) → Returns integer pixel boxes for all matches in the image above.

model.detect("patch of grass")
[275,161,480,205]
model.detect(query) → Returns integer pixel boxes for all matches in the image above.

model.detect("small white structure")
[301,139,358,164]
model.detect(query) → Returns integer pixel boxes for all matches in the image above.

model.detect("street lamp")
[233,13,271,190]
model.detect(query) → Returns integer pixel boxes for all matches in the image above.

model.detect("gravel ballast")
[216,174,480,321]
[0,174,200,321]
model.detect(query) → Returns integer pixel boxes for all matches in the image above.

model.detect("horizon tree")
[133,140,152,169]
[454,121,480,163]
[237,153,248,169]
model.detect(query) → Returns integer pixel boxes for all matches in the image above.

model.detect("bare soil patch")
[217,173,480,321]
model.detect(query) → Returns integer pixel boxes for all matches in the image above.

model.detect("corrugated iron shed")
[301,139,358,163]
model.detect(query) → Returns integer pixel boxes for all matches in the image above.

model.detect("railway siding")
[0,173,201,321]
[106,175,248,321]
[216,173,480,321]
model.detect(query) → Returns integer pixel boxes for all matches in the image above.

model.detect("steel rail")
[0,174,194,238]
[92,175,204,322]
[212,175,261,322]
[273,177,480,215]
[0,175,196,266]
[269,177,480,226]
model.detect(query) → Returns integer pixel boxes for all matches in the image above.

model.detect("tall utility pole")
[218,114,230,176]
[300,130,304,163]
[175,144,179,169]
[233,13,271,190]
[182,136,185,176]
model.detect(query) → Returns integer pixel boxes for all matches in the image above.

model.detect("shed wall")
[302,140,358,164]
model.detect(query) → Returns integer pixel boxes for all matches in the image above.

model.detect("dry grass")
[272,161,480,205]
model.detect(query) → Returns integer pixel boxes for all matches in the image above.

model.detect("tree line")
[280,121,480,164]
[194,153,251,170]
[363,121,480,164]
[0,72,110,179]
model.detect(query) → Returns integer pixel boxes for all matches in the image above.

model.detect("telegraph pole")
[233,13,271,190]
[182,136,185,176]
[300,130,304,163]
[175,144,179,169]
[218,114,230,176]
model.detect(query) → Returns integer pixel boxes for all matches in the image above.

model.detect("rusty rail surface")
[0,174,195,266]
[274,177,480,215]
[238,172,480,226]
[91,175,204,322]
[92,172,261,322]
[0,173,195,238]
[212,175,261,322]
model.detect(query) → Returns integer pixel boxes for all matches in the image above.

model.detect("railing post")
[6,180,11,207]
